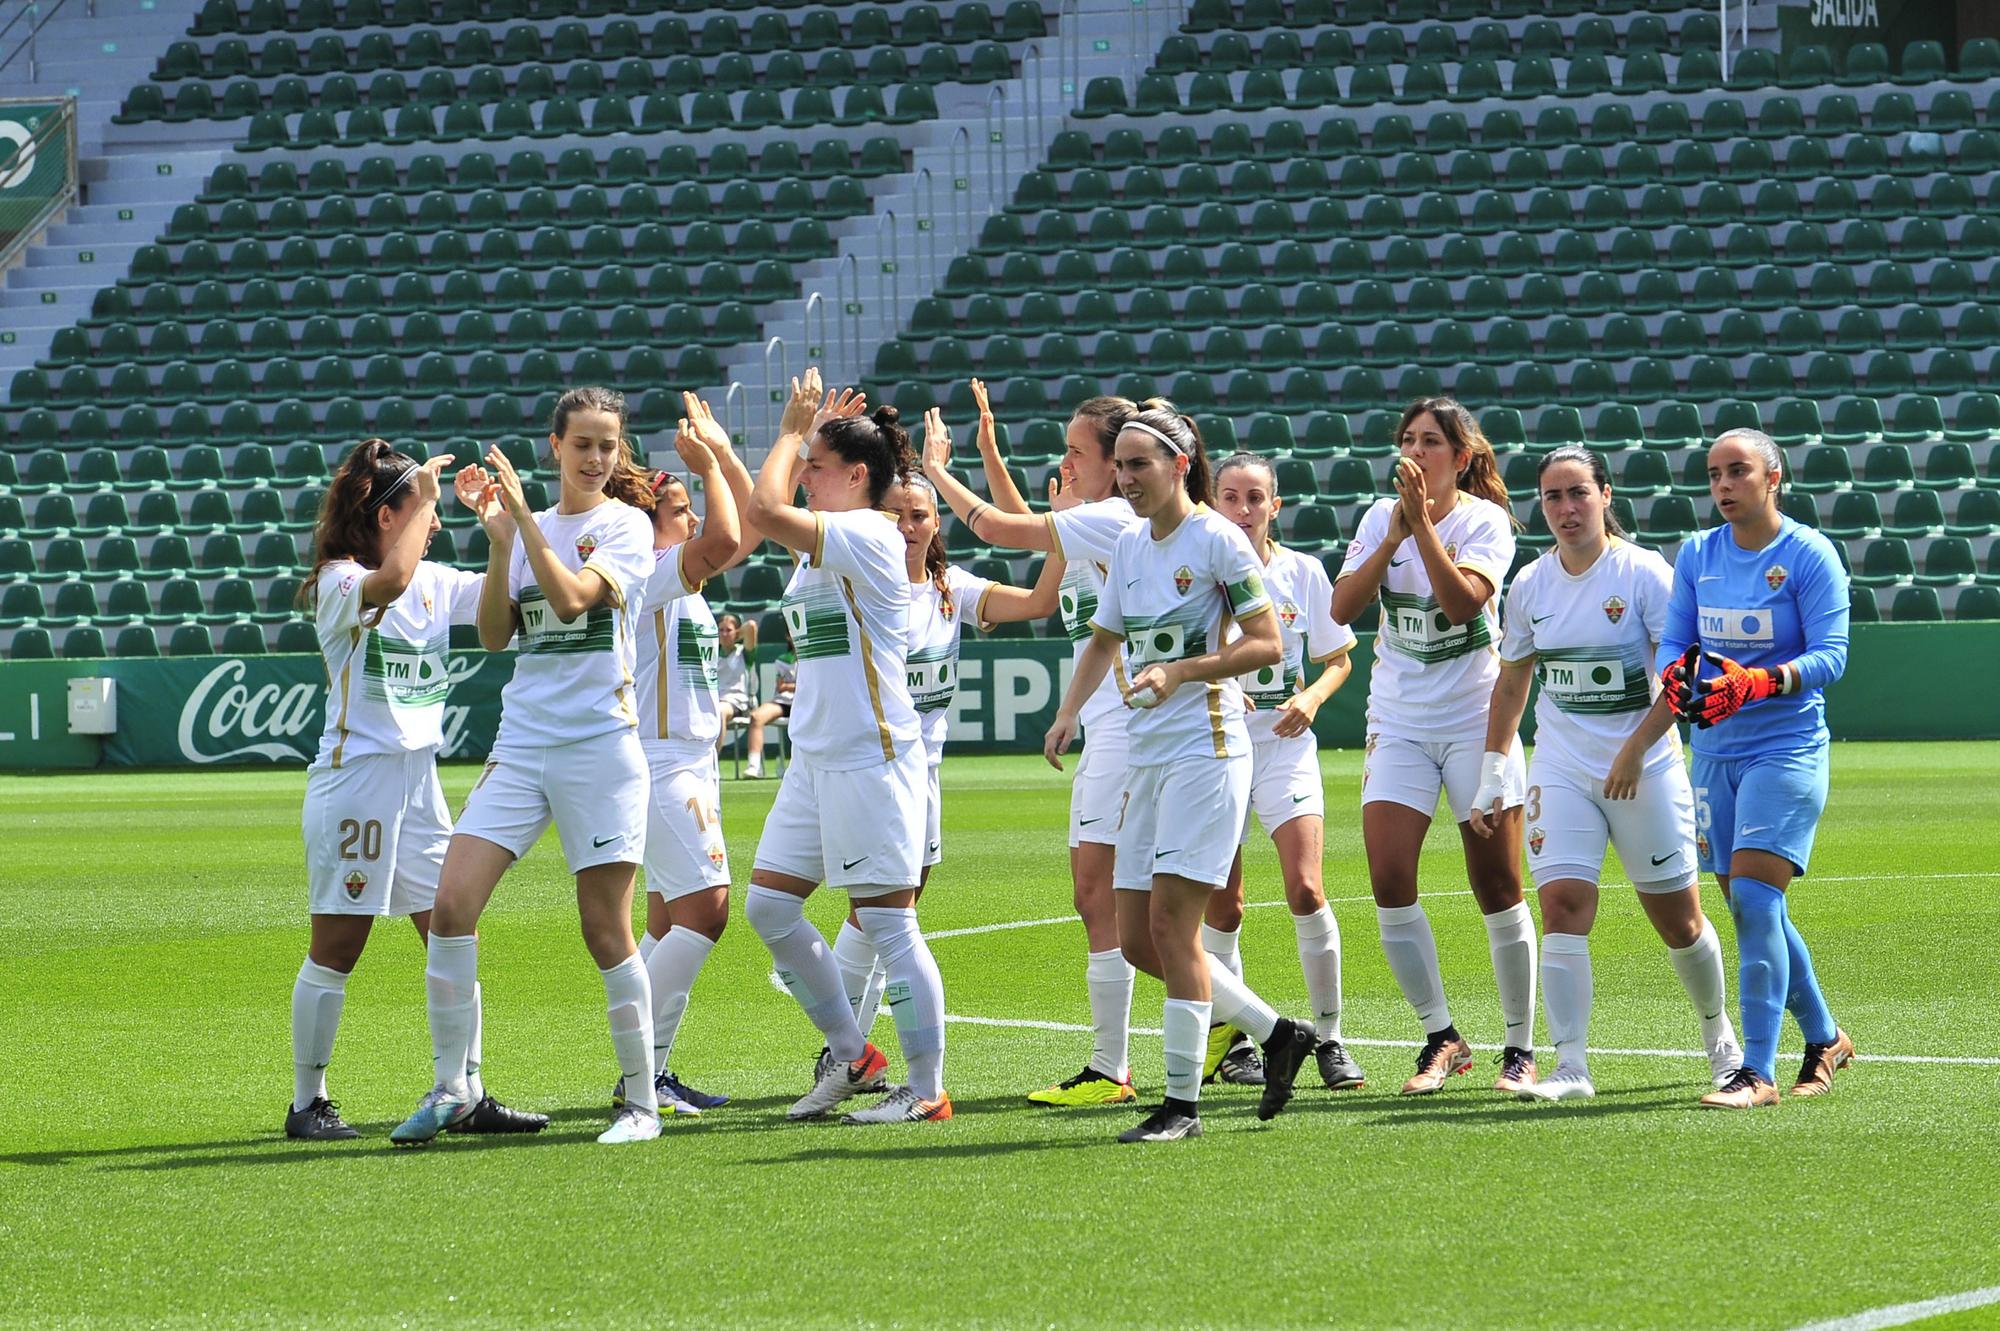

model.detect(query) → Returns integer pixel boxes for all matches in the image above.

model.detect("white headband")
[1123,419,1187,457]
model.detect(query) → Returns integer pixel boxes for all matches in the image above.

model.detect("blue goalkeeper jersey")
[1654,516,1849,760]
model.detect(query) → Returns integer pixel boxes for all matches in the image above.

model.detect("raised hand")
[672,420,709,471]
[1048,466,1083,512]
[453,463,491,514]
[969,377,997,453]
[412,453,454,506]
[921,406,953,476]
[1392,455,1429,534]
[809,384,868,440]
[777,370,821,440]
[484,442,533,524]
[682,391,734,454]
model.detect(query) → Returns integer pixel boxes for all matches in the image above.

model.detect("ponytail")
[1134,398,1213,505]
[298,438,419,606]
[1398,396,1520,529]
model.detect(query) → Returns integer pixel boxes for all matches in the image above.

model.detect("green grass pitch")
[2,742,1997,1330]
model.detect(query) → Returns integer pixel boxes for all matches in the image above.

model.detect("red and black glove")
[1682,653,1786,729]
[1659,642,1702,721]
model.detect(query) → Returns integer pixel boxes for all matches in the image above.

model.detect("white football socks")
[638,930,660,965]
[290,958,348,1110]
[644,926,715,1073]
[1668,916,1734,1046]
[1085,948,1135,1081]
[832,919,880,1028]
[424,933,479,1102]
[746,885,865,1062]
[1485,901,1539,1051]
[1162,998,1212,1105]
[1205,952,1279,1042]
[1540,932,1592,1071]
[465,981,486,1104]
[1199,923,1243,978]
[1376,902,1451,1033]
[856,904,947,1101]
[600,953,657,1113]
[1293,905,1344,1041]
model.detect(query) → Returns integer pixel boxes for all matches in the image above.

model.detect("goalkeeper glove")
[1682,653,1790,729]
[1659,642,1702,721]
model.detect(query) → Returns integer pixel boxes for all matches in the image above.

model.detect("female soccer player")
[288,440,543,1140]
[615,400,751,1115]
[713,614,753,760]
[1201,451,1366,1093]
[1658,428,1853,1109]
[1329,398,1537,1097]
[830,410,1062,1039]
[743,372,954,1126]
[924,390,1150,1106]
[1044,407,1315,1143]
[1467,445,1742,1101]
[391,386,664,1147]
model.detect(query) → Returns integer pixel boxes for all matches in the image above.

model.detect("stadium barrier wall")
[0,623,1993,770]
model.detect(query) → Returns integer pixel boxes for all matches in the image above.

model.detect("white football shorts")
[1525,752,1697,893]
[752,744,926,894]
[454,729,649,874]
[642,741,731,901]
[303,747,449,916]
[1361,732,1526,824]
[1241,732,1324,842]
[1114,753,1253,892]
[1068,737,1128,849]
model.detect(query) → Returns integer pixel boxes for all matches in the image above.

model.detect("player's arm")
[1467,656,1534,837]
[673,422,742,589]
[1785,541,1851,691]
[1271,646,1352,739]
[475,524,518,653]
[921,407,1057,552]
[1044,627,1118,769]
[744,375,845,557]
[1330,503,1402,625]
[1605,693,1679,800]
[1137,605,1283,709]
[967,378,1032,516]
[361,454,455,606]
[682,391,762,570]
[974,555,1064,625]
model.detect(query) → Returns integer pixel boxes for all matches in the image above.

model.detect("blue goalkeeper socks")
[1781,906,1838,1046]
[1729,878,1790,1083]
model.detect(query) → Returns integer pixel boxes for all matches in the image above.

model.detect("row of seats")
[1164,13,1716,67]
[1051,93,2000,164]
[3,622,319,660]
[198,139,907,200]
[221,81,946,145]
[1076,48,1994,117]
[190,0,1046,49]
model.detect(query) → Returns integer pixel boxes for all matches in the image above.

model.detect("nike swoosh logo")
[1154,849,1177,859]
[1531,613,1553,624]
[1291,794,1310,803]
[1125,578,1141,588]
[1389,557,1409,567]
[1699,575,1723,583]
[1650,853,1676,866]
[927,842,940,854]
[1739,826,1769,836]
[842,855,869,870]
[592,835,618,848]
[1078,817,1102,826]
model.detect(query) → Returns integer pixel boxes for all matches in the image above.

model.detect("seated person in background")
[744,637,796,779]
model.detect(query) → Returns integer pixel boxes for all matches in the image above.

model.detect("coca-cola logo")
[176,660,318,763]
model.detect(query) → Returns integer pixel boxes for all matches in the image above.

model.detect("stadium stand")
[3,0,1999,659]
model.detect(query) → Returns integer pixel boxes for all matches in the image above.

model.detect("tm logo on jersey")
[1696,606,1776,644]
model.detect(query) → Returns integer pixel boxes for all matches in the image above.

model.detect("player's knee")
[1282,876,1325,914]
[744,883,805,940]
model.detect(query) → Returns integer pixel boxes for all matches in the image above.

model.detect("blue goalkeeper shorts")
[1690,742,1830,877]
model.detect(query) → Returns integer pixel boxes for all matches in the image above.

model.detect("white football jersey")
[496,500,652,750]
[1048,497,1144,753]
[1500,537,1682,777]
[1091,506,1273,766]
[635,543,720,754]
[311,558,482,769]
[907,563,995,766]
[1236,541,1356,744]
[1338,493,1515,742]
[779,508,920,770]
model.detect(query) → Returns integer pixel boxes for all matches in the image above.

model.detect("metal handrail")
[801,289,828,379]
[874,207,900,346]
[723,380,747,448]
[0,95,79,275]
[760,336,788,445]
[833,251,862,373]
[0,0,75,81]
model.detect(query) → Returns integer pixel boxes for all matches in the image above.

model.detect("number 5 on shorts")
[1693,786,1711,833]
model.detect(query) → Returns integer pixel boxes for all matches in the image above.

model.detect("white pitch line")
[1786,1284,2000,1331]
[940,1013,2000,1067]
[927,873,2000,943]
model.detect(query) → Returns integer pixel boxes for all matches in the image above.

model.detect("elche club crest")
[1696,831,1711,861]
[576,534,599,562]
[1444,541,1459,561]
[707,844,727,871]
[343,870,367,901]
[1765,564,1788,592]
[1173,565,1194,595]
[1528,826,1545,856]
[1278,600,1301,629]
[1603,595,1627,625]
